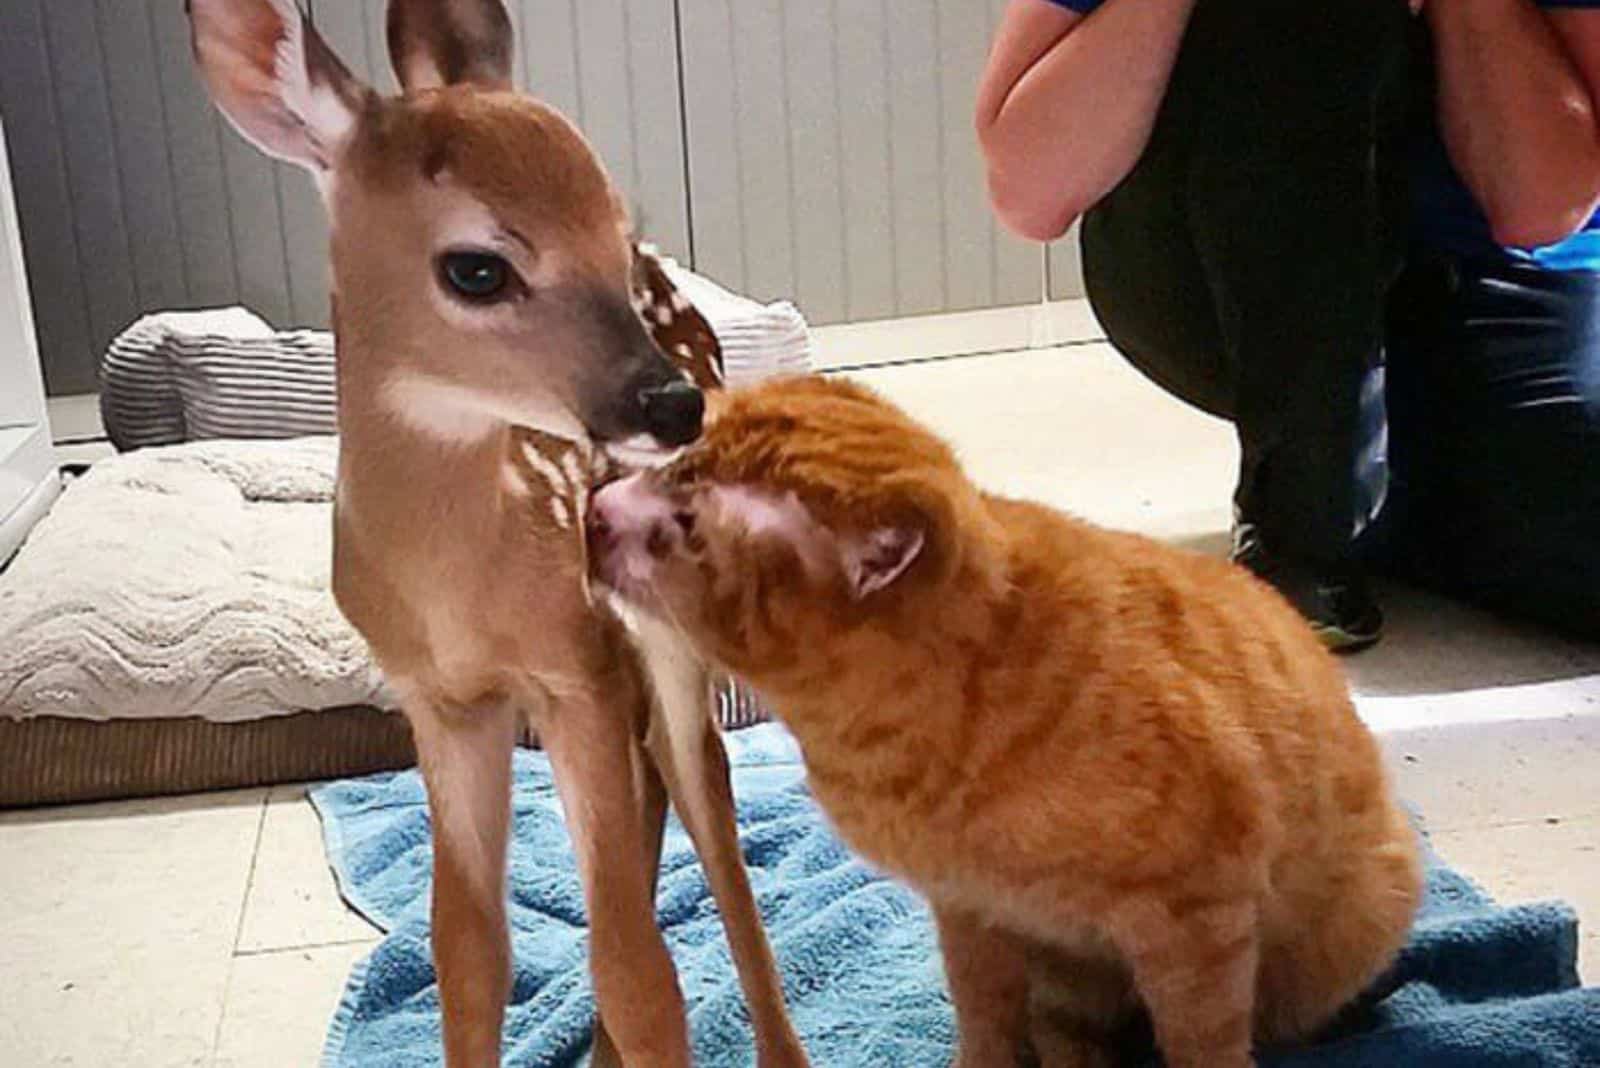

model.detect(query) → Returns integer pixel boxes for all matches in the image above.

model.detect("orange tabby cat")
[585,376,1422,1068]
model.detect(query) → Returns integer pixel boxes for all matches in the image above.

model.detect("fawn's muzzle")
[638,380,705,447]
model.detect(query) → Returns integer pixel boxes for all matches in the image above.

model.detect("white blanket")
[0,437,390,722]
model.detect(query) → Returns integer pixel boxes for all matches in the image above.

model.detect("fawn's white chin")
[603,434,682,470]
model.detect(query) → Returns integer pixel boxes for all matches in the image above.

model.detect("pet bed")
[312,723,1600,1067]
[1,263,810,807]
[0,436,404,805]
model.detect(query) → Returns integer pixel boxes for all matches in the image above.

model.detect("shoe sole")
[1312,622,1383,654]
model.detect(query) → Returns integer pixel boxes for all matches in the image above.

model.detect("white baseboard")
[810,299,1105,371]
[55,440,115,465]
[46,393,103,443]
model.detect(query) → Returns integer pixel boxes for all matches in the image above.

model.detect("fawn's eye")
[439,251,514,302]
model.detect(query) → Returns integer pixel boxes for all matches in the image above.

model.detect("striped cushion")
[173,330,337,442]
[100,307,336,452]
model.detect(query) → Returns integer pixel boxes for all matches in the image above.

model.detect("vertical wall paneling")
[149,0,242,313]
[0,0,326,394]
[885,0,946,317]
[94,1,188,318]
[3,0,1055,394]
[937,0,996,313]
[780,0,846,324]
[678,0,747,292]
[729,0,797,302]
[39,0,142,393]
[216,132,294,328]
[0,0,95,394]
[825,0,897,320]
[276,162,330,327]
[571,0,637,212]
[682,0,1037,325]
[617,0,692,260]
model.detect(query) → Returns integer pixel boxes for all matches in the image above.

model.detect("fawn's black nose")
[638,380,705,447]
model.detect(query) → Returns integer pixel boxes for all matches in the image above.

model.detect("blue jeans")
[1378,255,1600,639]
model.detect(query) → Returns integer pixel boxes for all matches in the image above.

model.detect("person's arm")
[975,0,1198,242]
[1428,0,1600,247]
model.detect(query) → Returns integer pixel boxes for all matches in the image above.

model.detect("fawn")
[187,1,807,1065]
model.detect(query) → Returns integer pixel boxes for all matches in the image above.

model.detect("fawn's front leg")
[543,690,691,1068]
[623,614,806,1066]
[643,675,808,1068]
[589,723,672,1068]
[409,698,519,1068]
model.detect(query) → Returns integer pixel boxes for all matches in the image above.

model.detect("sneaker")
[1231,522,1384,653]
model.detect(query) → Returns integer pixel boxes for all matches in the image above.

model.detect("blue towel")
[311,724,1599,1067]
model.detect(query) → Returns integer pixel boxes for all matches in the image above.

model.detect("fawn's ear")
[387,0,515,91]
[188,0,368,173]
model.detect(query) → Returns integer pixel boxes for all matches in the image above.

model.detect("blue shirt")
[1043,0,1600,272]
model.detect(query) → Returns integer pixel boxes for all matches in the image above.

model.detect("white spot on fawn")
[604,435,681,470]
[380,374,498,444]
[519,441,570,495]
[559,450,587,493]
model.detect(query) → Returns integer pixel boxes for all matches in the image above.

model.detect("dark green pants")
[1082,0,1416,567]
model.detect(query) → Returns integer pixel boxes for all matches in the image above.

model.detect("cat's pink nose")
[587,473,676,571]
[590,474,656,536]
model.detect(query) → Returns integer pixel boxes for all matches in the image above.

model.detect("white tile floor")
[3,340,1598,1067]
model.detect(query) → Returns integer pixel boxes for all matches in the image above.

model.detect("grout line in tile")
[231,794,271,955]
[232,936,380,960]
[209,793,271,1068]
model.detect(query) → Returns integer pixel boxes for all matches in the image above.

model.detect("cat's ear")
[841,526,925,599]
